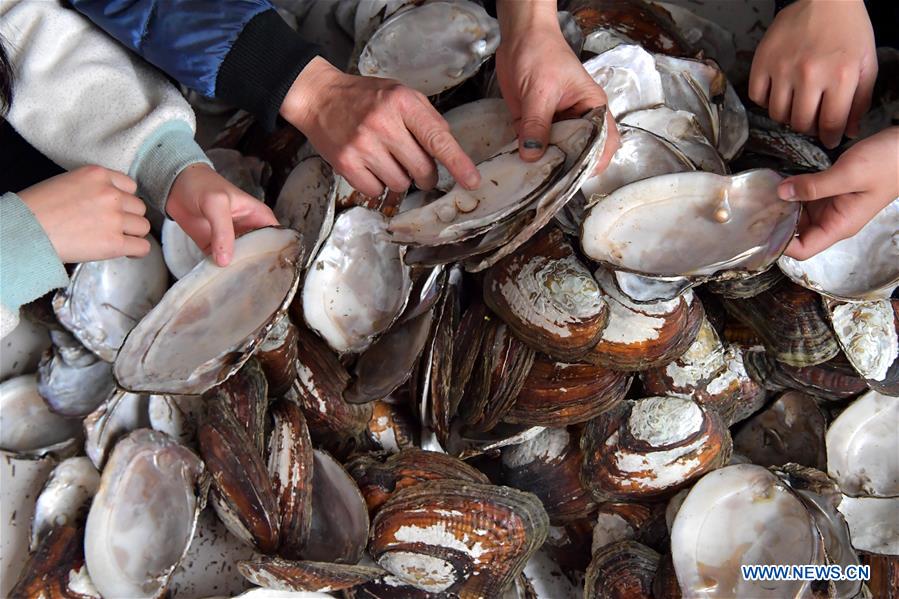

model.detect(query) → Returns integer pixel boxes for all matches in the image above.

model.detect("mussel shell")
[238,556,384,593]
[742,350,868,401]
[365,400,418,453]
[256,315,300,398]
[582,45,666,118]
[705,267,785,299]
[161,218,205,280]
[83,389,149,469]
[837,496,899,555]
[36,342,115,418]
[207,148,270,201]
[369,480,549,597]
[30,456,100,552]
[204,358,269,455]
[620,106,726,174]
[0,375,82,458]
[569,0,691,55]
[437,99,517,191]
[483,227,609,361]
[274,156,336,270]
[10,523,99,599]
[584,540,660,599]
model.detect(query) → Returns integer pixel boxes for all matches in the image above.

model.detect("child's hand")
[779,127,898,260]
[749,0,877,149]
[166,163,278,267]
[17,166,151,263]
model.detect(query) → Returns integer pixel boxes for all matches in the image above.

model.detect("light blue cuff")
[130,120,212,214]
[0,192,70,310]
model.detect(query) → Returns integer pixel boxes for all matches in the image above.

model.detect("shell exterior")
[733,391,827,470]
[582,44,666,118]
[303,450,369,563]
[9,523,100,599]
[585,270,704,372]
[238,557,384,593]
[620,106,726,174]
[591,502,667,555]
[369,480,549,597]
[267,399,314,559]
[581,397,732,500]
[500,428,597,524]
[581,169,798,279]
[204,358,269,455]
[722,278,839,367]
[115,227,303,394]
[207,148,270,201]
[83,390,150,468]
[778,198,898,301]
[671,464,826,598]
[365,399,417,454]
[826,298,899,394]
[705,266,784,299]
[584,540,660,599]
[654,1,736,75]
[483,227,609,361]
[84,429,204,599]
[53,236,168,362]
[0,375,82,458]
[199,394,280,553]
[569,0,690,56]
[826,390,899,498]
[274,156,336,269]
[256,314,300,397]
[303,207,412,355]
[347,448,489,514]
[30,456,100,552]
[742,350,868,401]
[36,339,115,418]
[505,355,630,427]
[357,1,500,96]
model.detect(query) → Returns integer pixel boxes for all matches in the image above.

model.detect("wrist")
[496,0,559,40]
[279,56,336,132]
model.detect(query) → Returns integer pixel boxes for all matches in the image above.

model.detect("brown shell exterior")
[198,395,280,553]
[500,430,597,524]
[733,390,827,470]
[447,300,491,429]
[742,351,867,401]
[584,288,705,372]
[204,358,269,456]
[369,480,549,599]
[238,556,384,593]
[505,356,631,426]
[860,553,899,599]
[652,553,683,599]
[544,517,596,575]
[428,272,461,446]
[482,228,609,361]
[256,318,300,397]
[365,399,418,453]
[580,399,732,501]
[722,279,839,367]
[347,448,489,514]
[568,0,691,55]
[267,399,314,559]
[584,540,660,599]
[706,267,785,299]
[9,524,92,599]
[595,502,670,554]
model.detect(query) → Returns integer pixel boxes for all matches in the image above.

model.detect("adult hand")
[18,165,151,263]
[494,0,619,170]
[749,0,877,149]
[280,56,480,197]
[166,163,278,267]
[780,127,898,260]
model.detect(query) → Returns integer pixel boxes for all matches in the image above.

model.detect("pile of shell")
[2,1,898,598]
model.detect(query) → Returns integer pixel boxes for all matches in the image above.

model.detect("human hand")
[166,163,278,266]
[749,0,877,149]
[494,0,618,169]
[280,56,481,197]
[779,127,898,260]
[18,166,151,263]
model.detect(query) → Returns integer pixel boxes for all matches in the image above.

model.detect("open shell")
[115,227,302,394]
[274,156,336,269]
[437,99,517,192]
[36,335,115,417]
[0,375,82,458]
[582,44,665,118]
[161,218,205,280]
[30,456,100,552]
[238,556,384,593]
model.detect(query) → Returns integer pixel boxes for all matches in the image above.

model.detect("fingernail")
[778,184,796,201]
[216,251,231,266]
[523,139,543,150]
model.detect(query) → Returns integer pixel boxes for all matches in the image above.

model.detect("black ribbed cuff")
[216,10,322,131]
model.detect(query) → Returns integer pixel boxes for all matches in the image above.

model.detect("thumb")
[517,89,557,162]
[777,165,853,202]
[200,193,236,266]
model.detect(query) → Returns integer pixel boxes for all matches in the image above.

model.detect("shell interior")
[620,106,726,174]
[582,44,666,118]
[30,456,100,551]
[115,227,302,394]
[437,99,517,191]
[0,375,82,456]
[162,219,206,280]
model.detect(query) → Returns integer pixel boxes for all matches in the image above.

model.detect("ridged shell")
[256,315,300,397]
[238,557,384,593]
[826,298,899,395]
[204,358,269,455]
[705,267,785,299]
[742,348,867,401]
[733,391,827,470]
[365,399,418,454]
[584,540,660,599]
[267,399,313,559]
[482,228,609,361]
[369,480,549,598]
[10,523,99,599]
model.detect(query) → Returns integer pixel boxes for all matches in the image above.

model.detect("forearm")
[496,0,559,37]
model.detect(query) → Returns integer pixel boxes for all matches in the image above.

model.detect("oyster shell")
[826,390,899,498]
[115,227,302,394]
[581,169,798,279]
[53,236,168,362]
[161,218,205,279]
[483,227,609,360]
[303,207,411,354]
[369,480,549,597]
[582,44,666,118]
[581,396,732,500]
[84,429,204,598]
[778,198,899,301]
[0,375,81,457]
[274,155,336,268]
[357,0,500,96]
[437,99,517,191]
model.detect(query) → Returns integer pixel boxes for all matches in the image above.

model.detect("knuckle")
[80,165,107,179]
[424,129,454,156]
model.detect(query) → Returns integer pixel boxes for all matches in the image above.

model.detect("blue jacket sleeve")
[72,0,322,130]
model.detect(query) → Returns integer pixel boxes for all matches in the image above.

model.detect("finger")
[817,74,858,149]
[233,201,279,232]
[846,65,877,139]
[367,153,412,194]
[122,213,151,237]
[406,102,480,190]
[786,192,871,259]
[344,168,386,199]
[516,88,558,162]
[767,82,793,124]
[777,166,859,202]
[121,235,151,258]
[119,193,147,216]
[107,170,138,194]
[748,61,771,108]
[386,131,439,190]
[199,194,236,267]
[789,86,824,135]
[593,112,620,177]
